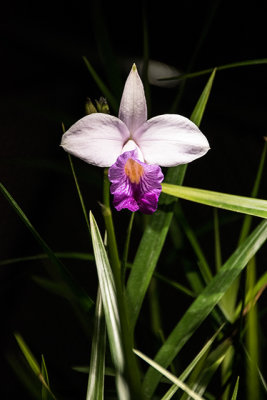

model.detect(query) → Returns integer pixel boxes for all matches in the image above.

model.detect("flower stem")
[122,212,135,283]
[102,169,144,399]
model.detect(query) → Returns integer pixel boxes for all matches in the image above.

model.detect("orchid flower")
[61,64,210,214]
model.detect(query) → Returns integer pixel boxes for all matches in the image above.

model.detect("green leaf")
[86,288,106,400]
[231,377,239,400]
[159,58,267,82]
[41,355,54,400]
[15,333,40,376]
[89,211,129,400]
[162,184,267,219]
[162,325,224,400]
[68,154,90,233]
[190,69,216,126]
[180,338,231,400]
[245,258,260,400]
[126,70,216,331]
[134,349,205,400]
[0,252,94,267]
[0,182,94,314]
[142,219,267,398]
[14,334,56,400]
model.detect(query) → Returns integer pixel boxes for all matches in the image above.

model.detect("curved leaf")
[142,219,267,397]
[162,184,267,219]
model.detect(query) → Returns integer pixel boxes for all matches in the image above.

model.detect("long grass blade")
[162,325,224,400]
[231,377,240,400]
[14,333,56,399]
[0,182,94,313]
[162,184,267,219]
[245,258,260,400]
[86,288,106,400]
[89,211,129,400]
[134,349,205,400]
[0,252,94,267]
[142,219,267,398]
[160,58,267,82]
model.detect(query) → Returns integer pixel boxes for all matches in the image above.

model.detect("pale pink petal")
[122,139,144,162]
[61,113,130,167]
[133,114,210,167]
[118,64,147,133]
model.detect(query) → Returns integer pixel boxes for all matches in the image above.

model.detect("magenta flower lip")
[108,150,164,214]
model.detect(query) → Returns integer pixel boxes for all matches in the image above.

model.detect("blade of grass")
[142,219,267,398]
[175,203,213,285]
[126,70,216,331]
[86,288,106,400]
[162,325,224,400]
[0,252,94,267]
[162,184,267,219]
[89,211,143,400]
[222,140,267,323]
[180,339,231,400]
[245,258,260,400]
[14,333,56,399]
[159,58,267,82]
[134,349,205,400]
[41,355,53,400]
[231,377,239,400]
[0,182,93,313]
[68,154,90,233]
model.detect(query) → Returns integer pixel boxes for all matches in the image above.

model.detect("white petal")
[122,139,144,162]
[118,64,147,133]
[133,114,210,167]
[61,113,130,167]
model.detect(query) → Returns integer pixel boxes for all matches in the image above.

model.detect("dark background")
[1,0,267,398]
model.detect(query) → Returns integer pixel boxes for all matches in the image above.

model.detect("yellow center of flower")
[124,158,144,184]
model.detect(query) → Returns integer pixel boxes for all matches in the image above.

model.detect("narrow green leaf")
[190,69,216,126]
[6,353,41,398]
[15,333,40,376]
[234,270,267,320]
[89,211,129,400]
[162,325,224,400]
[230,377,239,400]
[162,183,267,219]
[0,252,94,267]
[245,258,260,400]
[239,140,267,244]
[68,154,90,233]
[175,204,212,285]
[126,71,216,331]
[142,219,267,397]
[180,339,231,400]
[41,355,54,400]
[134,349,205,400]
[0,182,94,313]
[159,58,267,82]
[83,57,119,113]
[14,334,56,400]
[221,140,267,321]
[86,288,106,400]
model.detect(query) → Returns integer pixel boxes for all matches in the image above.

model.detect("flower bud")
[85,98,98,114]
[96,97,110,114]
